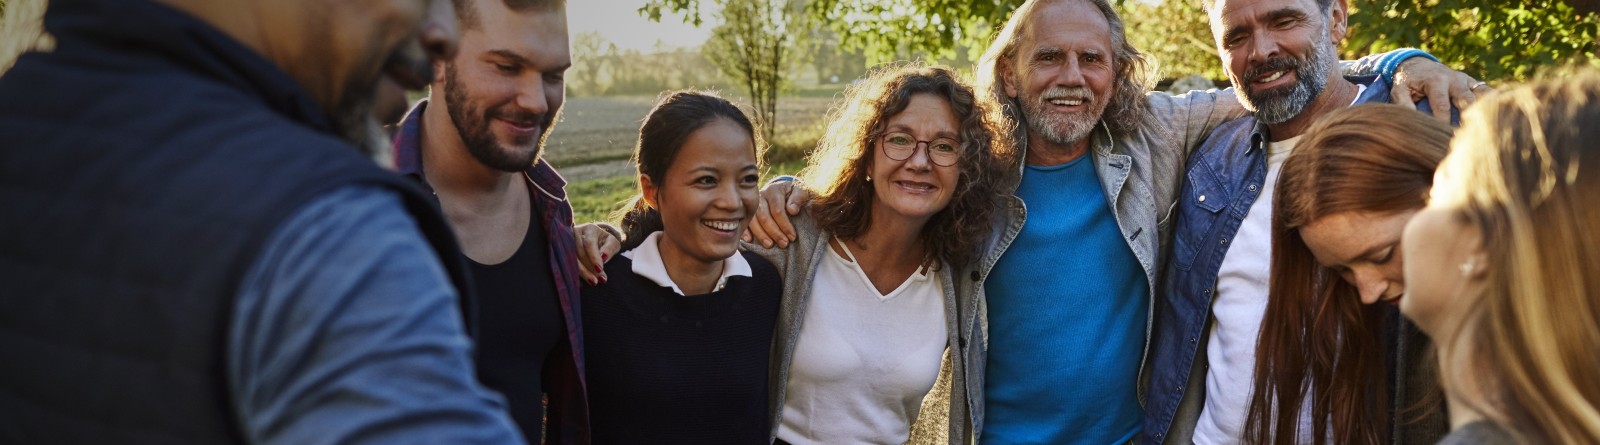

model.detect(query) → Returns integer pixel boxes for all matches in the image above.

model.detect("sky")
[568,0,716,52]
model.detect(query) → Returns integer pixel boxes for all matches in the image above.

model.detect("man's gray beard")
[329,79,387,162]
[1030,109,1098,147]
[1021,87,1102,147]
[1242,31,1337,125]
[331,110,393,167]
[361,117,395,168]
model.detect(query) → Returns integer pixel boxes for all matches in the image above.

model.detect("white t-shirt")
[1193,85,1366,444]
[1192,134,1304,444]
[776,239,947,445]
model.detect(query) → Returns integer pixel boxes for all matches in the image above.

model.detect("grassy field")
[547,95,836,224]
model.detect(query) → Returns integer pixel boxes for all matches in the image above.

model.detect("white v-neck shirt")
[776,240,947,445]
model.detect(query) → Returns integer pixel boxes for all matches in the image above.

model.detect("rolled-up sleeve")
[228,185,524,445]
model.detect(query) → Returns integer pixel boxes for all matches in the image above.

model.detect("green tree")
[800,0,1021,65]
[647,0,796,141]
[1124,0,1223,80]
[662,0,1595,83]
[1347,0,1599,81]
[569,32,610,97]
[1119,0,1599,82]
[799,26,869,84]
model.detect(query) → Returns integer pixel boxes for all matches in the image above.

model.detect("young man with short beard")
[1143,0,1479,442]
[389,0,589,443]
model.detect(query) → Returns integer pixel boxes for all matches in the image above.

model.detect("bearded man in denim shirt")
[1143,0,1477,443]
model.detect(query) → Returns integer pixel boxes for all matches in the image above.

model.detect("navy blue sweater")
[581,251,782,444]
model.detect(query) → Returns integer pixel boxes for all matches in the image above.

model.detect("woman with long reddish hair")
[1244,103,1453,445]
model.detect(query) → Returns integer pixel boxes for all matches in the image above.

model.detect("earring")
[865,175,872,182]
[1459,258,1477,276]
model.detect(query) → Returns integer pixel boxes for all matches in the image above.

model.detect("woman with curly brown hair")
[754,63,1011,445]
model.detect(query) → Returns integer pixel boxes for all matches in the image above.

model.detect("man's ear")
[1328,0,1350,43]
[640,174,659,209]
[1000,60,1020,99]
[433,59,448,86]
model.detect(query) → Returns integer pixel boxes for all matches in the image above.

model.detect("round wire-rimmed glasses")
[880,132,961,167]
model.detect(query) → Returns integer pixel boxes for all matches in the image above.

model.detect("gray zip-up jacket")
[748,213,976,444]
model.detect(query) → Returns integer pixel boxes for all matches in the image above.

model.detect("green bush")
[765,119,824,166]
[568,175,638,226]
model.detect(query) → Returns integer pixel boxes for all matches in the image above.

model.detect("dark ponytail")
[615,90,760,251]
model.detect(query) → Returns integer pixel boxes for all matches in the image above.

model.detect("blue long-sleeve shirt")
[229,186,525,445]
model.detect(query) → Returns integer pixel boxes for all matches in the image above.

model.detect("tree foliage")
[799,0,1022,65]
[798,26,869,85]
[644,0,796,141]
[1347,0,1599,81]
[566,33,726,97]
[1123,0,1224,80]
[1119,0,1599,81]
[646,0,1595,85]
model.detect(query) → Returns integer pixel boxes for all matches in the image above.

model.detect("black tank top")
[470,198,566,441]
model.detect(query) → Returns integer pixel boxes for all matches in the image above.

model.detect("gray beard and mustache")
[332,40,435,166]
[1022,85,1106,147]
[1236,30,1338,125]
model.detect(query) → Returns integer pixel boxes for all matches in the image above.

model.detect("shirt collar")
[392,99,428,178]
[621,232,752,296]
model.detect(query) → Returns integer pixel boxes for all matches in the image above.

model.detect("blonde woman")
[1401,69,1600,444]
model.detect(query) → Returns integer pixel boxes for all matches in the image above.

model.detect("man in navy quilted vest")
[0,0,527,443]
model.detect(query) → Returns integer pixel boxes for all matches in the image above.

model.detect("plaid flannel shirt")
[391,100,590,445]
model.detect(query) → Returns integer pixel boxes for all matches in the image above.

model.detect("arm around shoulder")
[1144,86,1249,157]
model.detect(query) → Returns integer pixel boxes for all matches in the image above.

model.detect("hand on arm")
[742,177,809,248]
[574,222,622,284]
[1354,48,1489,121]
[1393,57,1491,120]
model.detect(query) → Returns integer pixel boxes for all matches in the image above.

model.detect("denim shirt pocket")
[1173,161,1232,272]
